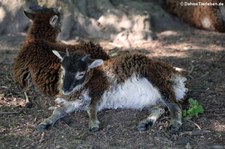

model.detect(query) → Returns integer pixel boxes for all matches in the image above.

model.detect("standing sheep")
[13,5,109,96]
[37,50,188,133]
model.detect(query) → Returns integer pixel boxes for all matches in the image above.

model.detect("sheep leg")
[36,106,67,131]
[137,105,165,131]
[167,103,182,133]
[36,98,83,131]
[23,91,32,108]
[87,105,100,132]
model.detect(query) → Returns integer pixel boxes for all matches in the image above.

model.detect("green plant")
[182,98,204,119]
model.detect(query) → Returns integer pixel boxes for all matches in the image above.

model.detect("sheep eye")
[75,72,85,80]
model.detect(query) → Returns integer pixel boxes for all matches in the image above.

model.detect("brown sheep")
[37,50,188,133]
[13,5,109,96]
[166,0,225,32]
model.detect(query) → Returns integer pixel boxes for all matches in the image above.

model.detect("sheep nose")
[62,90,71,96]
[62,85,70,92]
[62,84,73,95]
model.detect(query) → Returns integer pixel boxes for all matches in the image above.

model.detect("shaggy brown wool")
[36,49,187,132]
[13,6,109,96]
[166,0,225,32]
[84,52,179,104]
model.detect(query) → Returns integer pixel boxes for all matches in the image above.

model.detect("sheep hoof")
[36,123,51,132]
[169,122,182,134]
[137,120,154,131]
[89,121,100,132]
[89,126,99,132]
[25,102,33,108]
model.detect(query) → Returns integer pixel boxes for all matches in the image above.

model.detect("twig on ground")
[180,130,211,136]
[187,63,195,78]
[154,136,173,145]
[220,53,225,60]
[0,86,9,89]
[0,111,21,114]
[195,72,209,80]
[186,119,201,130]
[39,132,45,143]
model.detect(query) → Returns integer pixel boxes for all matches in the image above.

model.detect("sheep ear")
[66,48,69,56]
[53,7,60,14]
[52,50,65,61]
[24,10,35,20]
[88,59,104,69]
[81,54,91,62]
[50,15,58,27]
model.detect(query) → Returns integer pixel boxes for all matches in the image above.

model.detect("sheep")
[166,0,225,32]
[13,5,109,96]
[36,50,188,133]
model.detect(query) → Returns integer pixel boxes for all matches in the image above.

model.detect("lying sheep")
[166,0,225,32]
[13,5,109,96]
[37,50,188,133]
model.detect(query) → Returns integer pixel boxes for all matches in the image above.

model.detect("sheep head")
[24,5,62,41]
[52,50,103,95]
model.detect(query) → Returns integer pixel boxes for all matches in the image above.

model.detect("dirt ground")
[0,25,225,148]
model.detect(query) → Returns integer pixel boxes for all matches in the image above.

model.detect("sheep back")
[13,40,109,96]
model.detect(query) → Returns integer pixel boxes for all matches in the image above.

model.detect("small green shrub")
[182,98,204,119]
